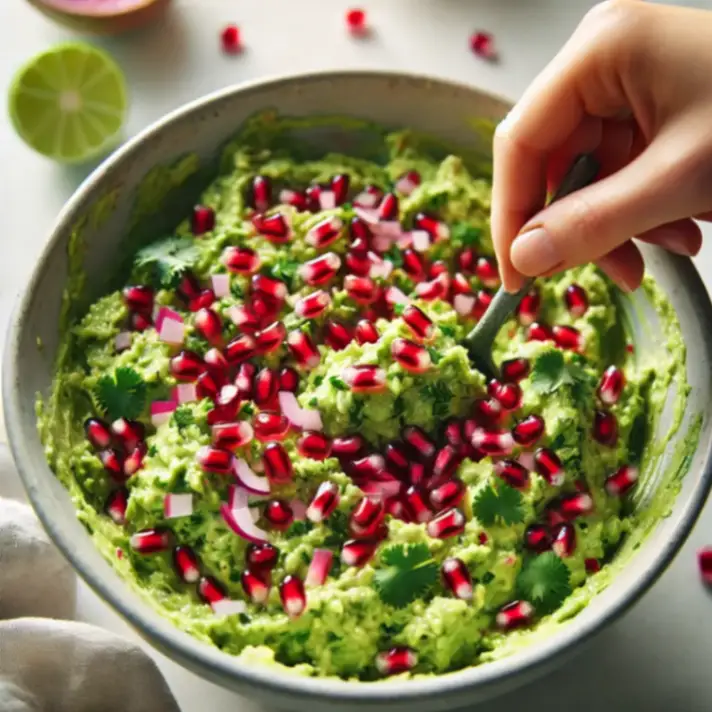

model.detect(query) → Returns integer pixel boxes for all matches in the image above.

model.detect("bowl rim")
[4,68,712,704]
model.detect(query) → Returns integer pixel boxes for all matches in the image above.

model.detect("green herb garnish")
[473,482,525,526]
[451,222,482,247]
[94,366,147,420]
[373,543,438,608]
[427,347,443,365]
[439,324,456,338]
[172,405,194,429]
[530,350,589,395]
[422,381,452,418]
[393,303,406,316]
[329,376,349,391]
[384,245,404,268]
[267,255,300,291]
[516,552,572,614]
[135,236,200,287]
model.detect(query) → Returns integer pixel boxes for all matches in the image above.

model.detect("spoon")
[464,153,600,379]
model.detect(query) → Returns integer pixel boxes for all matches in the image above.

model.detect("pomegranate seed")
[173,546,201,583]
[246,542,279,571]
[558,492,594,520]
[472,290,493,319]
[220,24,242,53]
[207,400,240,425]
[496,600,534,630]
[287,330,320,369]
[305,184,321,212]
[698,548,712,584]
[593,410,617,446]
[395,170,421,196]
[475,257,499,288]
[470,30,496,59]
[565,283,589,317]
[188,289,216,312]
[253,413,290,442]
[384,441,409,475]
[196,446,233,475]
[241,569,270,603]
[414,212,449,241]
[444,419,464,449]
[605,465,639,496]
[386,497,411,522]
[527,322,553,342]
[427,507,466,539]
[332,435,365,460]
[253,212,291,244]
[553,325,583,351]
[279,574,307,618]
[403,426,436,461]
[85,418,112,449]
[350,454,385,480]
[223,245,260,274]
[297,431,332,460]
[122,285,153,313]
[279,188,308,211]
[430,478,466,511]
[341,538,378,567]
[323,320,353,351]
[233,363,255,400]
[534,448,565,486]
[403,486,433,523]
[262,442,293,483]
[408,462,426,485]
[350,497,385,534]
[212,421,253,450]
[129,311,152,331]
[123,447,145,477]
[512,415,545,447]
[349,216,373,248]
[378,192,399,221]
[255,321,287,355]
[228,304,261,333]
[501,358,530,383]
[402,248,427,280]
[345,7,368,35]
[192,205,215,235]
[275,368,297,394]
[110,418,143,451]
[457,248,477,273]
[175,273,201,302]
[342,364,386,393]
[250,175,272,212]
[402,305,435,341]
[225,333,257,364]
[306,216,343,249]
[432,445,462,483]
[375,647,417,676]
[598,366,625,405]
[451,272,473,296]
[552,522,576,557]
[494,459,530,489]
[252,274,287,302]
[198,576,227,605]
[251,293,280,322]
[344,275,379,305]
[105,488,128,524]
[415,274,448,301]
[471,427,515,456]
[264,500,294,530]
[585,558,601,573]
[442,557,473,600]
[345,250,371,277]
[194,308,223,346]
[299,252,341,286]
[306,481,340,523]
[202,346,227,376]
[354,319,379,345]
[195,370,221,400]
[471,398,502,425]
[524,524,552,552]
[391,337,431,373]
[488,379,521,411]
[253,368,278,407]
[130,527,172,554]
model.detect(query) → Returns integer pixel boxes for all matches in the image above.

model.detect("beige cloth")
[0,497,180,712]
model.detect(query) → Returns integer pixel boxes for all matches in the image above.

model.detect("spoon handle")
[465,153,600,375]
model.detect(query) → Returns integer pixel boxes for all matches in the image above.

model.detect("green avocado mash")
[37,113,693,681]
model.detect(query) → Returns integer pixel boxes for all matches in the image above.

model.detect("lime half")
[9,42,128,163]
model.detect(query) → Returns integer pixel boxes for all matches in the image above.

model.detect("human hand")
[492,0,712,293]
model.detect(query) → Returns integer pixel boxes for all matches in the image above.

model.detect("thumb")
[509,137,708,281]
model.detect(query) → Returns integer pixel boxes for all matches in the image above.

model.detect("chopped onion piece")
[211,599,247,617]
[158,317,185,345]
[221,500,269,544]
[164,493,193,519]
[151,400,177,426]
[353,192,380,209]
[290,498,307,521]
[211,273,230,298]
[234,458,271,495]
[278,391,323,431]
[174,383,197,404]
[319,190,337,210]
[115,331,132,352]
[454,294,476,316]
[353,206,379,224]
[154,306,183,332]
[411,230,431,253]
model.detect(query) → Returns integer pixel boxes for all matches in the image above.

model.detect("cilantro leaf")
[135,236,200,287]
[95,367,147,420]
[473,483,525,526]
[530,350,590,396]
[373,543,438,608]
[422,381,452,419]
[451,222,482,247]
[393,303,406,316]
[267,255,300,291]
[329,376,348,391]
[384,245,404,268]
[516,552,572,614]
[427,347,443,365]
[172,405,194,429]
[439,324,456,338]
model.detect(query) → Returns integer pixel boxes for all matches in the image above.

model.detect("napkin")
[0,497,180,712]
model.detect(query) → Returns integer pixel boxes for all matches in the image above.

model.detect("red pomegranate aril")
[123,447,145,477]
[262,442,293,483]
[176,272,201,302]
[130,527,172,554]
[287,330,320,369]
[402,304,434,342]
[415,274,448,301]
[512,415,545,447]
[194,308,223,346]
[332,435,365,460]
[228,304,261,333]
[330,173,350,204]
[341,538,378,567]
[129,311,152,331]
[451,272,473,296]
[255,321,287,355]
[414,212,449,240]
[192,205,215,235]
[407,461,425,486]
[105,488,128,524]
[220,23,241,53]
[345,250,372,277]
[444,419,464,449]
[349,216,373,248]
[299,252,341,286]
[386,497,411,522]
[395,170,421,196]
[85,418,112,449]
[252,274,287,302]
[306,481,340,523]
[233,363,254,401]
[402,248,426,280]
[173,546,200,583]
[403,486,433,523]
[605,465,639,496]
[378,192,399,221]
[385,441,410,475]
[442,557,473,600]
[375,647,417,676]
[525,524,552,553]
[471,398,502,425]
[223,245,260,274]
[475,257,499,288]
[279,574,307,618]
[515,289,540,326]
[565,283,589,317]
[558,492,594,520]
[246,542,279,571]
[698,548,712,584]
[403,425,436,461]
[351,497,385,532]
[207,401,240,426]
[528,322,552,342]
[432,445,462,483]
[188,289,216,313]
[279,188,308,211]
[472,290,493,320]
[501,357,530,383]
[122,285,153,313]
[304,184,321,212]
[306,216,343,249]
[354,319,378,345]
[552,522,576,557]
[202,346,227,377]
[585,558,601,573]
[345,7,368,35]
[457,247,477,273]
[254,212,291,243]
[427,507,466,539]
[212,421,253,450]
[225,333,257,364]
[496,600,534,630]
[494,459,530,489]
[342,364,386,393]
[297,431,332,460]
[198,576,227,605]
[593,410,618,446]
[471,427,515,456]
[275,369,298,396]
[533,448,565,486]
[430,478,465,511]
[391,337,431,373]
[323,320,353,351]
[253,368,278,407]
[488,379,522,411]
[250,175,272,212]
[240,569,270,604]
[553,325,583,351]
[598,366,625,405]
[250,293,280,322]
[264,500,294,530]
[344,275,379,305]
[111,418,143,451]
[196,446,233,475]
[348,454,385,482]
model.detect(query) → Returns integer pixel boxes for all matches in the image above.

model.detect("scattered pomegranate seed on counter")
[345,8,368,36]
[469,31,496,60]
[220,24,242,54]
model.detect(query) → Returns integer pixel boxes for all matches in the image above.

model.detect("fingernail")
[511,227,560,275]
[597,254,636,293]
[650,231,697,257]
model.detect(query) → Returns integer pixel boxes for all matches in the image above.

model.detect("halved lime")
[9,42,128,163]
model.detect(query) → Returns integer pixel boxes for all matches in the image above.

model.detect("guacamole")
[38,115,690,680]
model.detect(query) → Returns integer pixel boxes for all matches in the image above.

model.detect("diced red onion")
[221,489,269,543]
[369,257,394,281]
[151,399,177,426]
[518,451,536,471]
[211,599,248,617]
[115,331,132,352]
[305,548,334,587]
[360,480,402,499]
[234,458,271,495]
[156,307,185,345]
[290,498,307,521]
[454,294,476,316]
[353,192,380,209]
[354,206,379,224]
[155,306,183,332]
[278,391,323,431]
[386,286,410,305]
[164,493,193,519]
[174,383,197,404]
[411,230,431,252]
[211,273,230,298]
[395,175,419,196]
[319,190,337,210]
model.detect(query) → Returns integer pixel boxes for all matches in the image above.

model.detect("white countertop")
[2,1,712,710]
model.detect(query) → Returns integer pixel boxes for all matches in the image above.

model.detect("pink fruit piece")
[442,557,473,600]
[306,481,340,523]
[280,574,307,619]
